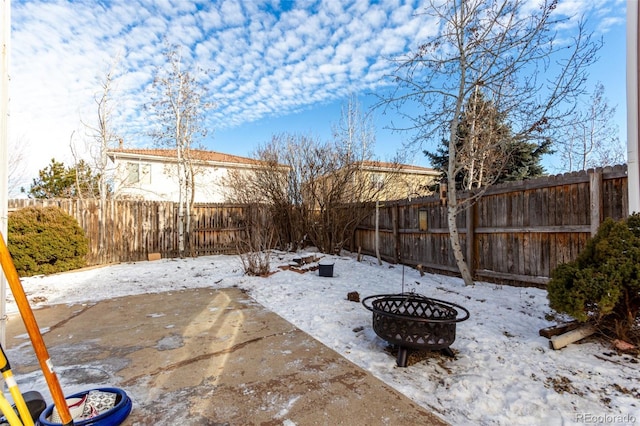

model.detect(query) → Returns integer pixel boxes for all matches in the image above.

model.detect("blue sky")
[8,0,627,191]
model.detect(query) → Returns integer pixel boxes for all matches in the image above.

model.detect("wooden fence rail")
[350,165,629,286]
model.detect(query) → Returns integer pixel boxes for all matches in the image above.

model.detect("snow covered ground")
[5,250,640,425]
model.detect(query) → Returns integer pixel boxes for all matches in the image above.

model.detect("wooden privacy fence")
[351,165,629,286]
[7,199,262,265]
[7,165,629,285]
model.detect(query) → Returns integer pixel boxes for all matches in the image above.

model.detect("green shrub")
[548,214,640,343]
[8,206,88,277]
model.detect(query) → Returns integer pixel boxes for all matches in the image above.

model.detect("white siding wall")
[112,159,236,203]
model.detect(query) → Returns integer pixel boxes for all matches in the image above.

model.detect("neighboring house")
[358,161,440,201]
[107,148,439,203]
[107,148,267,203]
[302,160,440,204]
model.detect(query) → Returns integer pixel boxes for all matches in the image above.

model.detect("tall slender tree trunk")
[446,107,474,286]
[446,193,474,286]
[176,139,185,258]
[448,55,474,286]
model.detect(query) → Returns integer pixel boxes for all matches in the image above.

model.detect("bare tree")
[558,82,624,171]
[86,59,120,202]
[225,134,315,251]
[68,58,121,205]
[149,44,213,257]
[225,99,399,255]
[236,206,275,276]
[383,0,600,285]
[332,95,376,167]
[78,60,120,261]
[8,135,29,197]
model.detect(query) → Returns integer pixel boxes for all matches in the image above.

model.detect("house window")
[126,162,151,185]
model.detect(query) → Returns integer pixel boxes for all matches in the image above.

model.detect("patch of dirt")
[277,264,319,274]
[612,383,640,399]
[384,345,457,370]
[544,375,584,396]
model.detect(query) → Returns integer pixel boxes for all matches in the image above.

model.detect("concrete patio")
[6,287,448,425]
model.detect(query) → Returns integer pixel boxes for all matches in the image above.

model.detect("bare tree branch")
[557,82,625,171]
[382,0,601,285]
[225,98,403,254]
[148,43,214,257]
[8,135,29,196]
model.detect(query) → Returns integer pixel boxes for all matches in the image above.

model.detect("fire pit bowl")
[362,293,470,367]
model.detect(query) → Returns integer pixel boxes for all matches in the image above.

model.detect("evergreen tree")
[25,158,101,199]
[498,138,552,182]
[425,92,551,189]
[548,214,640,343]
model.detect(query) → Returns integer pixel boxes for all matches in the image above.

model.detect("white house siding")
[108,149,258,203]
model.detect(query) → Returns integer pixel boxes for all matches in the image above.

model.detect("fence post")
[392,203,400,263]
[589,169,603,236]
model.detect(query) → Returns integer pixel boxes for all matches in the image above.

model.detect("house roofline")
[357,161,440,176]
[107,148,287,170]
[106,149,435,175]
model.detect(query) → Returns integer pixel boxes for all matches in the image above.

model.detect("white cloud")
[8,0,625,187]
[219,0,246,27]
[198,7,224,32]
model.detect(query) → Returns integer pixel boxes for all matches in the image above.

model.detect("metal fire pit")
[362,293,470,367]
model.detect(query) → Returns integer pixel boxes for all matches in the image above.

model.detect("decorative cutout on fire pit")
[362,293,470,367]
